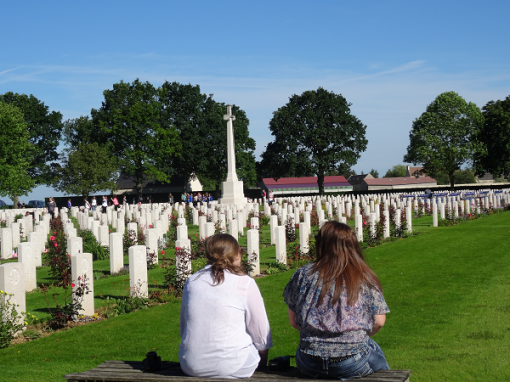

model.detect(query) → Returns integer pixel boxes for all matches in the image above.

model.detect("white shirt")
[179,266,272,378]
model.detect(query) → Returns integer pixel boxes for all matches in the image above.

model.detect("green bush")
[0,291,26,349]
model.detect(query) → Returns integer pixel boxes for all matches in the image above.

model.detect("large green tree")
[404,91,484,189]
[91,79,181,196]
[259,87,367,194]
[473,95,510,177]
[0,92,63,183]
[384,164,407,177]
[0,102,36,199]
[0,92,63,205]
[53,142,119,197]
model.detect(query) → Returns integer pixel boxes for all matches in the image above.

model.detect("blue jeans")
[296,339,389,380]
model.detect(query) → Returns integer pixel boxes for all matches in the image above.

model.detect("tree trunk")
[449,172,455,190]
[13,195,19,208]
[317,173,325,195]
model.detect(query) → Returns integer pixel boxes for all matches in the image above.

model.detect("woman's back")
[284,263,388,356]
[179,267,271,378]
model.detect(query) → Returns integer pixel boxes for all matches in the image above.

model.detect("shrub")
[0,291,26,349]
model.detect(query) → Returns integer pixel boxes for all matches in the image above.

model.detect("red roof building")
[353,176,437,191]
[262,176,352,195]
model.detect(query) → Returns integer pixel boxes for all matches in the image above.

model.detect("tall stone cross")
[224,104,238,182]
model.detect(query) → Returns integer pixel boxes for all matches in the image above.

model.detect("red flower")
[71,283,75,288]
[78,276,81,280]
[175,247,180,251]
[53,231,56,234]
[54,243,58,247]
[50,236,56,241]
[161,251,165,255]
[110,230,112,233]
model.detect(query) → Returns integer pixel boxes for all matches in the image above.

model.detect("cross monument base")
[219,179,247,206]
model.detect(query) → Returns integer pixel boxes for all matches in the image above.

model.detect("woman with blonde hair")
[283,221,389,379]
[179,234,272,379]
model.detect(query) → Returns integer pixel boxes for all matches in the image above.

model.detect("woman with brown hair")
[179,234,272,379]
[283,221,389,379]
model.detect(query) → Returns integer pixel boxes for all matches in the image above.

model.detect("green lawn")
[1,212,510,381]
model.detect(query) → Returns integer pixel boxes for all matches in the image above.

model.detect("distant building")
[116,173,202,195]
[261,176,352,195]
[350,176,437,191]
[476,173,495,184]
[347,173,373,187]
[406,165,426,178]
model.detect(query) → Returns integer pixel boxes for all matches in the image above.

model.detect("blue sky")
[1,1,509,203]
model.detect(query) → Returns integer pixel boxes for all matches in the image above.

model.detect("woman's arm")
[257,349,269,369]
[288,309,300,330]
[367,314,386,337]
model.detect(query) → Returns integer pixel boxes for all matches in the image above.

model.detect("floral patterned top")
[283,263,389,357]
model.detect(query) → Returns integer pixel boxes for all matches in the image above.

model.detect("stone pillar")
[128,245,148,298]
[109,233,124,274]
[18,242,36,292]
[275,226,286,264]
[71,253,94,316]
[432,203,438,227]
[246,229,260,276]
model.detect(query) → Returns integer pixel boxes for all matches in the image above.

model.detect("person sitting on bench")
[283,221,390,379]
[179,234,273,379]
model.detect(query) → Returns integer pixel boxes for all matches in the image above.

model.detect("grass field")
[1,211,509,381]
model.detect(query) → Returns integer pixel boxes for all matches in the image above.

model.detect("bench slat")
[64,361,412,382]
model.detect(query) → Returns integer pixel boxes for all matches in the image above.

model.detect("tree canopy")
[434,169,477,185]
[259,87,367,194]
[403,91,484,189]
[0,92,63,185]
[53,142,119,197]
[369,169,379,178]
[384,164,407,177]
[0,102,36,198]
[90,79,182,196]
[473,95,510,177]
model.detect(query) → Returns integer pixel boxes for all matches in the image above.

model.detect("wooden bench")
[65,360,412,382]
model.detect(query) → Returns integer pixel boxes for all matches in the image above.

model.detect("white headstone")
[247,229,260,276]
[128,245,148,298]
[18,242,36,292]
[71,253,94,316]
[1,227,13,259]
[109,233,124,274]
[275,226,286,264]
[0,262,26,326]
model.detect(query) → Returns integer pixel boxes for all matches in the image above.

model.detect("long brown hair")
[312,221,382,306]
[205,234,244,285]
